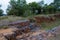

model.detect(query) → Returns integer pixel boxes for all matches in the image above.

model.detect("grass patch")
[0,16,27,22]
[0,26,8,29]
[0,16,8,20]
[41,18,60,30]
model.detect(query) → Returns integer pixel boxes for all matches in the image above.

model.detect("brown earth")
[0,14,60,40]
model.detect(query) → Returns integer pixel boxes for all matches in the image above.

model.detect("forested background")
[0,0,60,16]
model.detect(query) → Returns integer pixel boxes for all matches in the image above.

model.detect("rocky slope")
[0,14,60,40]
[0,26,60,40]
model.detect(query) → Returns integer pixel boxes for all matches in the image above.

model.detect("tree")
[0,5,3,16]
[28,2,41,14]
[38,0,44,14]
[54,0,60,11]
[43,4,48,14]
[43,4,56,14]
[47,5,56,14]
[7,0,27,16]
[38,0,44,7]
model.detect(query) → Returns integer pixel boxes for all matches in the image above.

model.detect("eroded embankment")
[0,14,60,40]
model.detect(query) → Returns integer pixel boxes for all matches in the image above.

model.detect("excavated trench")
[0,14,60,40]
[0,20,40,40]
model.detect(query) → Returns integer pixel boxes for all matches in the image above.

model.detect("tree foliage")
[7,0,27,16]
[28,2,41,14]
[0,5,3,16]
[53,0,60,11]
[7,0,59,16]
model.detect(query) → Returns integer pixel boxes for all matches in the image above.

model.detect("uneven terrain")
[0,14,60,40]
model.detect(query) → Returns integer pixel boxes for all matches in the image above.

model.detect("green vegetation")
[0,26,8,29]
[0,0,60,30]
[0,5,3,16]
[0,16,8,20]
[7,0,27,16]
[0,16,26,21]
[0,0,59,16]
[0,14,60,30]
[41,18,60,30]
[6,0,60,16]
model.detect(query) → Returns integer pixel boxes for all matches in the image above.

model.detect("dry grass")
[0,15,60,30]
[0,16,27,29]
